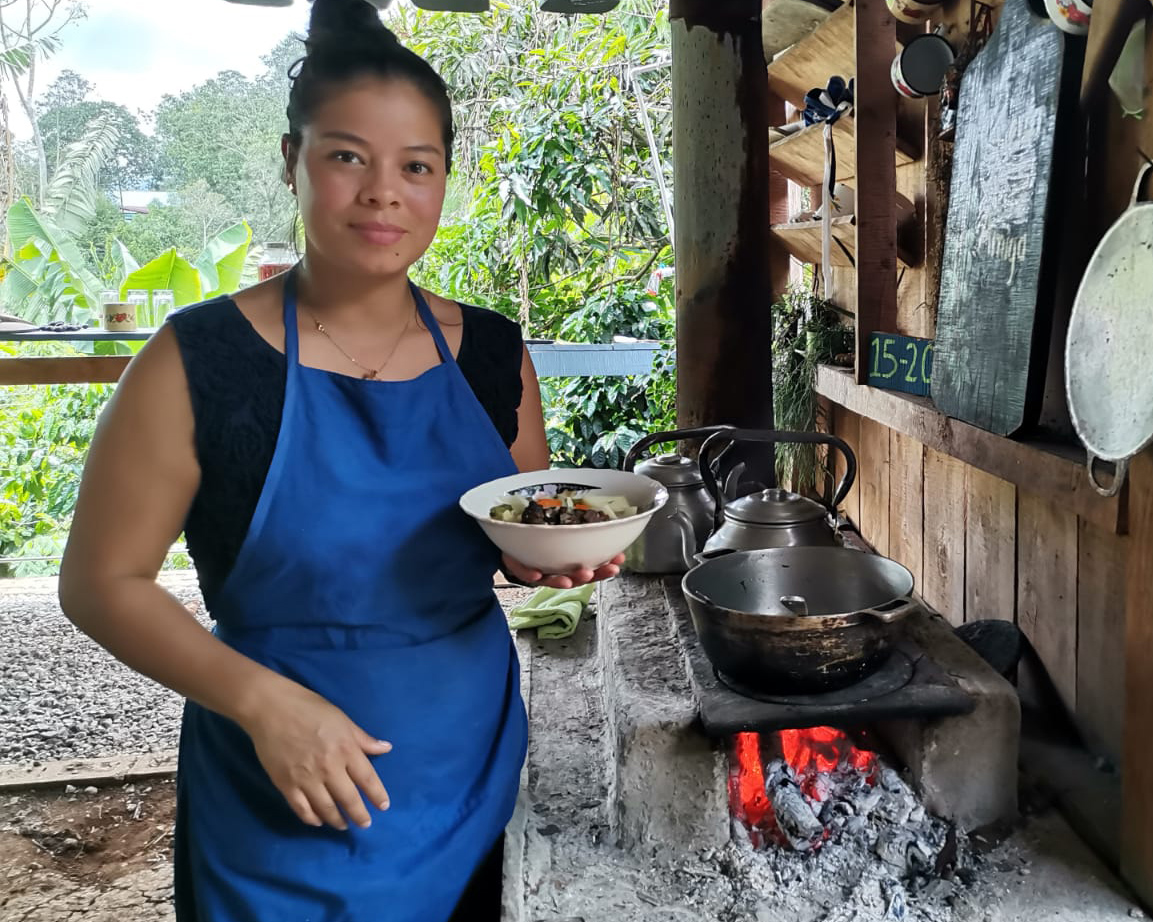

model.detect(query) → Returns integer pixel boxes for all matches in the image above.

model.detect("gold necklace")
[307,302,416,380]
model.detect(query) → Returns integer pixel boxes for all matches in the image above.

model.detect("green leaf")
[195,222,252,298]
[3,199,104,316]
[121,250,203,308]
[109,239,140,283]
[43,113,122,237]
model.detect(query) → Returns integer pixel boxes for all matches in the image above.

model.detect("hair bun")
[308,0,391,40]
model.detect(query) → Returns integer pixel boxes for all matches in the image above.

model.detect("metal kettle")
[622,426,735,574]
[697,428,857,557]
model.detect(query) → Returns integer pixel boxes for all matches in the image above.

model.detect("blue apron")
[174,271,527,921]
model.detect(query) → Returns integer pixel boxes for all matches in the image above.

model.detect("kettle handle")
[698,428,858,528]
[622,425,736,472]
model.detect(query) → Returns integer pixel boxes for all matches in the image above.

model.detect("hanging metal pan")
[1065,163,1153,497]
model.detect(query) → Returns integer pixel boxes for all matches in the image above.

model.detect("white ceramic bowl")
[460,468,669,574]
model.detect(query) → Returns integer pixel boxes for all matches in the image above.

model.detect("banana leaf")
[195,222,252,299]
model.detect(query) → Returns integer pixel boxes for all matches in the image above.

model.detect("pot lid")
[726,488,827,526]
[634,453,703,488]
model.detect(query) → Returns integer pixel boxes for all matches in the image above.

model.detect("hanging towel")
[507,585,596,640]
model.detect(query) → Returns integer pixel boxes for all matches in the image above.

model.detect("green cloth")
[507,585,595,640]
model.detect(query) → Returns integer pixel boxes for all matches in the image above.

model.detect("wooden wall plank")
[964,467,1016,622]
[816,365,1124,535]
[1122,451,1153,907]
[1076,518,1127,763]
[888,430,924,593]
[831,404,862,528]
[858,417,891,555]
[1017,490,1079,714]
[922,449,967,625]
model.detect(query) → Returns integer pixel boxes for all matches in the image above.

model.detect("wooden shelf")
[771,216,857,266]
[769,115,918,188]
[766,1,901,110]
[815,365,1126,535]
[771,215,920,268]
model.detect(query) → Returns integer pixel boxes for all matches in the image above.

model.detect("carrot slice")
[535,497,563,507]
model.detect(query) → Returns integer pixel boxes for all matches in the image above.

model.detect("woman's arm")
[58,328,389,831]
[58,326,281,724]
[509,344,550,473]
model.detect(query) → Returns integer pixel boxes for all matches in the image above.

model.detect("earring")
[287,181,296,194]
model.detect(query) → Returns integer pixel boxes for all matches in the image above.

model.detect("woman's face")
[285,76,448,279]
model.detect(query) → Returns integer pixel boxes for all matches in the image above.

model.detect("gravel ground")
[0,573,536,767]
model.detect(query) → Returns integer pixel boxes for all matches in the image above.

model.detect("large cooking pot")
[681,547,919,694]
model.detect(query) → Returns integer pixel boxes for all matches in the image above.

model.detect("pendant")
[363,370,378,380]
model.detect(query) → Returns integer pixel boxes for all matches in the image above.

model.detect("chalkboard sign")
[868,332,934,396]
[932,0,1075,436]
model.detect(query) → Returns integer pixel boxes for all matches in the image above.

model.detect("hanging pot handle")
[1087,451,1128,498]
[699,428,858,527]
[1129,162,1153,209]
[622,425,734,472]
[859,595,921,625]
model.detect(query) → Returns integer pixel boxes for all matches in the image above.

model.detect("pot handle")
[860,595,920,625]
[779,595,821,617]
[1087,451,1128,498]
[622,425,735,472]
[699,428,858,527]
[693,547,736,565]
[1130,162,1153,209]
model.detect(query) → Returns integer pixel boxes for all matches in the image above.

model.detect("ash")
[725,756,980,922]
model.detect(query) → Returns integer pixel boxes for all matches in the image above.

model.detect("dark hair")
[286,0,454,174]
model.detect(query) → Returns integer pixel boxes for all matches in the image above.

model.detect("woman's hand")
[502,553,624,589]
[240,682,392,831]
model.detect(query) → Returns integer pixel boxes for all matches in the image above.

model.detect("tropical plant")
[772,282,853,494]
[0,341,108,577]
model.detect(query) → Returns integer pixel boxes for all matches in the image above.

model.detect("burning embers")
[730,728,955,882]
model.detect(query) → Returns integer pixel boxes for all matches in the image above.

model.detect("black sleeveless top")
[169,297,524,610]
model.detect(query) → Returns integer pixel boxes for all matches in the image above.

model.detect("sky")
[9,0,315,137]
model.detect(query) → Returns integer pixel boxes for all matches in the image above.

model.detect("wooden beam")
[671,0,775,433]
[815,365,1125,534]
[853,0,898,382]
[0,751,177,792]
[1123,450,1153,907]
[0,356,130,385]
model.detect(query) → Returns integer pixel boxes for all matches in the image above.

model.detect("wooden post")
[670,0,775,433]
[1123,450,1153,908]
[852,0,898,383]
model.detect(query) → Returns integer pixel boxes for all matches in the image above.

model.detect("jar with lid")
[258,242,296,281]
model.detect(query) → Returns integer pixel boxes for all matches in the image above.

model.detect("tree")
[116,181,237,266]
[37,69,160,193]
[154,67,294,245]
[0,0,86,206]
[393,0,672,333]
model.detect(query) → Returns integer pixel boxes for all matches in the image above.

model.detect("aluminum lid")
[725,488,827,526]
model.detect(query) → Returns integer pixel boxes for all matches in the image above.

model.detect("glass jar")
[153,290,177,323]
[258,242,296,281]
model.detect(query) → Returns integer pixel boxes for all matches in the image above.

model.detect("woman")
[57,1,620,918]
